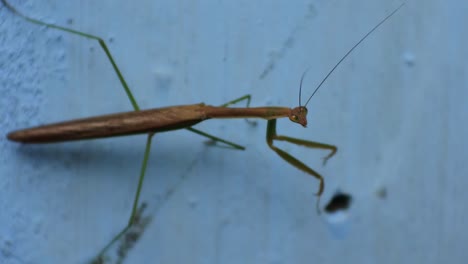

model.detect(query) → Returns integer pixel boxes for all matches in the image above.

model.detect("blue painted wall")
[1,0,467,263]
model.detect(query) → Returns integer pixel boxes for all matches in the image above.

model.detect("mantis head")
[289,106,308,127]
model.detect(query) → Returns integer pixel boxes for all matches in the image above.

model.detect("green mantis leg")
[1,0,140,111]
[219,94,252,107]
[186,94,256,149]
[266,119,337,212]
[186,93,251,150]
[220,94,257,125]
[94,133,154,261]
[2,2,153,259]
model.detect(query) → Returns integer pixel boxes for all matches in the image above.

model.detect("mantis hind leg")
[266,119,337,213]
[2,1,148,260]
[4,1,167,261]
[95,133,155,260]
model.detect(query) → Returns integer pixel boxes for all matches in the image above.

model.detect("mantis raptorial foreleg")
[266,119,337,212]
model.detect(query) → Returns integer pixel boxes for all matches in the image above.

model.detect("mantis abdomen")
[7,104,207,143]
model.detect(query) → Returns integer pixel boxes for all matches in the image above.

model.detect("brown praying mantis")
[3,0,404,260]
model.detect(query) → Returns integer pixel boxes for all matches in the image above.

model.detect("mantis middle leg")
[187,94,255,149]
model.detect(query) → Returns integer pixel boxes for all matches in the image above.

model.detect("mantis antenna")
[299,3,405,107]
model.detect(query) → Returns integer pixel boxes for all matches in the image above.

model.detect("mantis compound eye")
[291,115,299,121]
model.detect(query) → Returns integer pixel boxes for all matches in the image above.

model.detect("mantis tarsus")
[3,0,404,260]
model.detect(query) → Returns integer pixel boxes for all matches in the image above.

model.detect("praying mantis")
[3,0,404,261]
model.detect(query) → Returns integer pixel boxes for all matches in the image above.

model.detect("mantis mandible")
[3,0,404,260]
